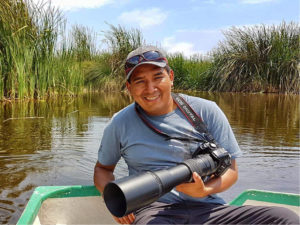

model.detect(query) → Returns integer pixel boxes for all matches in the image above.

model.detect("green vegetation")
[206,22,300,93]
[0,0,85,99]
[84,24,144,92]
[168,54,212,90]
[0,0,299,101]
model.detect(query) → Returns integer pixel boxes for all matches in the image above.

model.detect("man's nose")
[145,81,156,93]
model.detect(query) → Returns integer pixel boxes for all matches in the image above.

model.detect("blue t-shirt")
[98,94,242,204]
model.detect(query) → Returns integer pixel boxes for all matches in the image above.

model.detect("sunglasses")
[125,51,167,74]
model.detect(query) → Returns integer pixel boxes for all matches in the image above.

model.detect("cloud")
[239,0,276,4]
[118,8,167,28]
[162,36,199,57]
[162,28,225,57]
[32,0,114,11]
[163,22,279,57]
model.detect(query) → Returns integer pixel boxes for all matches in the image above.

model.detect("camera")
[190,141,232,177]
[103,142,231,217]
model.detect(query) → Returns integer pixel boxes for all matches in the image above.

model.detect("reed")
[0,2,144,99]
[69,24,97,62]
[206,21,300,93]
[0,0,93,100]
[0,0,66,99]
[84,24,145,91]
[1,0,298,99]
[168,53,212,90]
[104,24,144,79]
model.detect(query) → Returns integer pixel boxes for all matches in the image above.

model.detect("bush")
[207,21,300,93]
[168,53,212,90]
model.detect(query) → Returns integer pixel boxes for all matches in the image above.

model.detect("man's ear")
[170,69,174,86]
[126,81,131,93]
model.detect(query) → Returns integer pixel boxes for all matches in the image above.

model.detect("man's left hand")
[175,172,211,198]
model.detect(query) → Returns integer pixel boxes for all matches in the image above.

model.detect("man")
[94,46,299,224]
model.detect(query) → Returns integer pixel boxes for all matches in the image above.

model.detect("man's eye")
[135,80,144,84]
[155,76,163,80]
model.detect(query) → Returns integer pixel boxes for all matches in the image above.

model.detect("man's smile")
[144,95,160,101]
[126,64,175,116]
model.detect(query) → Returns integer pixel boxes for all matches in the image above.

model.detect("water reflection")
[0,92,131,224]
[189,91,299,147]
[0,92,299,224]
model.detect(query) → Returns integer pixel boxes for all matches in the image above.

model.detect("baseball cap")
[125,46,168,81]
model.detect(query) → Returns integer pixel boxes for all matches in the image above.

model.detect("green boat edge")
[17,186,300,225]
[17,185,100,225]
[229,189,300,207]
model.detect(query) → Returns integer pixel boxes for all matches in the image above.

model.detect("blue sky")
[39,0,299,57]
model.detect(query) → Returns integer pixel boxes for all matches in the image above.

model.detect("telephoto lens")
[103,147,231,217]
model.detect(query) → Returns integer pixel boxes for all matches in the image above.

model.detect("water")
[0,92,299,224]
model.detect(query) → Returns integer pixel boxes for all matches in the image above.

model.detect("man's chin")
[140,104,159,115]
[140,99,160,108]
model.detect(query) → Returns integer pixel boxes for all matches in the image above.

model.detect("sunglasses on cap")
[125,51,167,74]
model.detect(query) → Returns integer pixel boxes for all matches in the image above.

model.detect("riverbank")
[1,1,299,101]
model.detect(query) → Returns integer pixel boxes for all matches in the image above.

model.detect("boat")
[17,185,300,225]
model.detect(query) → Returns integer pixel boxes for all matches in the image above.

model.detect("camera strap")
[135,103,203,142]
[135,92,215,143]
[171,93,215,143]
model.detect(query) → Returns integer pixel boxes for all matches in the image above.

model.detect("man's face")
[126,64,175,116]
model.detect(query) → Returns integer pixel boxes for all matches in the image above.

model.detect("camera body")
[192,142,232,177]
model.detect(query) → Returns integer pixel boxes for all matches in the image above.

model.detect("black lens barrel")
[103,153,219,217]
[181,154,218,178]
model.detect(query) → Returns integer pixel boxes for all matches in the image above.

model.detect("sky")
[36,0,299,57]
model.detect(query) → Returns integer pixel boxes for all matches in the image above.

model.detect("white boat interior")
[33,196,117,225]
[33,196,299,225]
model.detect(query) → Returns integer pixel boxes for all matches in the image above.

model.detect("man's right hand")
[113,213,135,224]
[94,162,135,224]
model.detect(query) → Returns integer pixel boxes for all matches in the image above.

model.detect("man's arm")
[94,161,116,193]
[94,161,135,224]
[176,159,238,198]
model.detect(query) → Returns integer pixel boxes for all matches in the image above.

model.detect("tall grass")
[0,0,65,99]
[0,0,91,100]
[104,24,144,80]
[206,22,300,93]
[0,0,298,100]
[84,24,145,91]
[0,0,144,100]
[168,53,212,90]
[69,25,97,62]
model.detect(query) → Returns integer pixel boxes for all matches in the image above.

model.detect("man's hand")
[94,162,136,224]
[176,172,210,198]
[176,159,238,198]
[113,213,135,224]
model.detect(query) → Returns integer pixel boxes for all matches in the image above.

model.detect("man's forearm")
[203,161,238,196]
[94,165,115,193]
[176,159,238,198]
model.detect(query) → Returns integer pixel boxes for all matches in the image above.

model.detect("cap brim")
[126,61,167,81]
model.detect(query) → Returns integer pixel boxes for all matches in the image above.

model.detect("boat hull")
[17,186,300,225]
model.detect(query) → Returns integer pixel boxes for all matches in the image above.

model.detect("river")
[0,91,299,224]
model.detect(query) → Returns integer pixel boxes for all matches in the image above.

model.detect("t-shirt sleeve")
[97,117,122,166]
[206,102,242,159]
